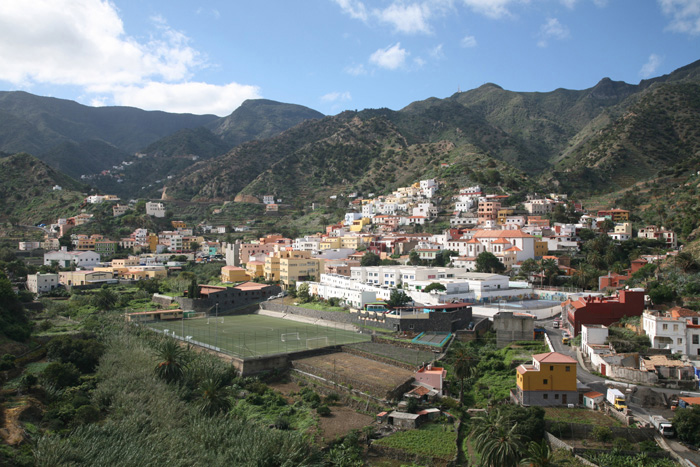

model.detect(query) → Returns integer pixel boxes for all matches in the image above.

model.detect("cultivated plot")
[147,313,369,358]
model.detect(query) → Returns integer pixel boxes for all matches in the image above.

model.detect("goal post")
[184,311,207,320]
[281,332,300,342]
[207,317,224,324]
[306,336,329,349]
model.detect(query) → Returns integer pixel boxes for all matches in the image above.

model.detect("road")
[539,318,700,466]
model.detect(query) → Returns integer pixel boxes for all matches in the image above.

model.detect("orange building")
[513,352,577,406]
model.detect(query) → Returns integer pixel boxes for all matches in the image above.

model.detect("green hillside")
[0,152,89,225]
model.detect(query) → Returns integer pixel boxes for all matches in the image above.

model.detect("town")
[3,174,700,466]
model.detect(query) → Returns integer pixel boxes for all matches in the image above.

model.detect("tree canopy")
[475,252,506,274]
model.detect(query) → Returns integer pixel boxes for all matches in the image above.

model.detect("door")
[562,394,567,404]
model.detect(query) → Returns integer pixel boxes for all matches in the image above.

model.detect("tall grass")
[34,332,322,466]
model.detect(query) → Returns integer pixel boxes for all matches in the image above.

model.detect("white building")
[293,236,323,253]
[44,248,101,268]
[638,226,678,248]
[580,324,610,360]
[643,309,700,358]
[145,202,166,218]
[263,195,275,205]
[608,222,632,241]
[26,273,59,293]
[523,199,555,215]
[420,179,438,198]
[19,241,42,251]
[344,212,363,226]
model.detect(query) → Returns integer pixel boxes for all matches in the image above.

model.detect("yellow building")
[534,240,548,257]
[340,234,372,250]
[497,208,515,225]
[514,352,577,406]
[112,257,140,268]
[220,266,250,283]
[319,237,342,250]
[350,218,371,232]
[148,233,159,252]
[265,250,322,288]
[171,220,186,229]
[245,261,265,279]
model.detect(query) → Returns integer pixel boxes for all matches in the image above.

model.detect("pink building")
[414,364,446,394]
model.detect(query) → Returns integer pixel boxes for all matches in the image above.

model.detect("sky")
[0,0,698,117]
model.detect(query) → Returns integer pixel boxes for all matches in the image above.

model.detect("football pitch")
[147,313,370,358]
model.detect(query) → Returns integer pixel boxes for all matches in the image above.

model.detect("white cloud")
[321,91,352,102]
[460,35,477,48]
[345,63,368,75]
[460,0,517,19]
[430,44,446,59]
[413,57,427,67]
[0,0,259,115]
[658,0,700,35]
[640,54,663,77]
[334,0,369,21]
[560,0,577,8]
[374,2,434,34]
[369,43,409,70]
[110,81,261,116]
[537,17,570,47]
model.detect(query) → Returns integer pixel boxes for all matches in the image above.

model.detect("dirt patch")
[317,406,373,444]
[0,397,43,446]
[293,353,414,396]
[545,407,620,426]
[268,381,302,395]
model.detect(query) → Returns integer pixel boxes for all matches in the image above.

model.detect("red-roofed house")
[563,290,645,336]
[513,352,577,406]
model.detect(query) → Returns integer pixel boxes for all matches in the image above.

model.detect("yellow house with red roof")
[514,352,577,406]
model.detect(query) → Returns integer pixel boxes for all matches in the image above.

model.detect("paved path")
[541,321,700,466]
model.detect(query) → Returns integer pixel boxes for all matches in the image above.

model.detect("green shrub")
[74,405,101,425]
[41,362,80,389]
[592,425,613,443]
[0,353,16,371]
[317,405,331,417]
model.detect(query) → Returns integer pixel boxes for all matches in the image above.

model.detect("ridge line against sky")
[0,0,698,117]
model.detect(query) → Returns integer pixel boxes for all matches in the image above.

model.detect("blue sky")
[0,0,698,116]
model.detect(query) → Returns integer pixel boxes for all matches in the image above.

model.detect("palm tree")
[520,440,555,467]
[154,339,186,383]
[539,259,560,286]
[675,252,699,273]
[472,412,524,467]
[197,375,232,416]
[452,347,476,404]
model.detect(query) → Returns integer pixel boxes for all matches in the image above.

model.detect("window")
[565,366,571,372]
[543,379,548,385]
[678,338,683,345]
[550,366,554,371]
[673,324,679,331]
[543,394,548,400]
[554,394,559,400]
[693,335,699,345]
[663,324,668,330]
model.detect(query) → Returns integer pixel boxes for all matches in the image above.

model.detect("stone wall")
[341,345,417,371]
[545,421,656,442]
[371,335,441,353]
[261,302,471,334]
[261,302,356,325]
[291,359,413,401]
[152,293,175,307]
[176,284,280,314]
[455,317,492,342]
[607,365,658,385]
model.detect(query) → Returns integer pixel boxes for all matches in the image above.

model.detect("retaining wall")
[545,421,656,442]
